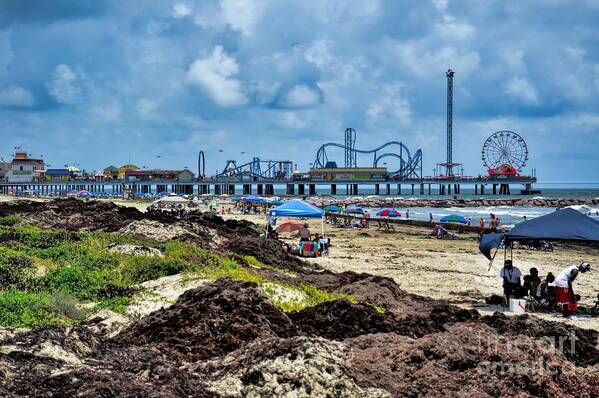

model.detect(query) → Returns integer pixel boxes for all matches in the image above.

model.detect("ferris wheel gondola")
[481,131,528,171]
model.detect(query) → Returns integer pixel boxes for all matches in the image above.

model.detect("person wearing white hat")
[555,260,591,315]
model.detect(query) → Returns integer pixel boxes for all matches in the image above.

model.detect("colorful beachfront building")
[45,169,72,181]
[103,165,119,180]
[117,164,140,179]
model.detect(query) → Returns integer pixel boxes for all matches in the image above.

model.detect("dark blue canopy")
[479,233,504,260]
[505,208,599,242]
[479,209,599,259]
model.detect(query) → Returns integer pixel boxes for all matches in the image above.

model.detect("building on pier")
[124,169,195,182]
[103,165,119,180]
[45,169,71,181]
[117,164,139,179]
[309,167,388,181]
[7,151,44,183]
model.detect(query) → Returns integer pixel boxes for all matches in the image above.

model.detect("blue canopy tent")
[505,208,599,242]
[269,199,324,218]
[267,199,325,237]
[479,208,599,269]
[241,196,264,203]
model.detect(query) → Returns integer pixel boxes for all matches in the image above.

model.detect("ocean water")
[357,205,599,228]
[263,186,599,227]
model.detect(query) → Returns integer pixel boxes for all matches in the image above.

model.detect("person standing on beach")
[429,213,433,222]
[406,210,410,219]
[555,261,590,315]
[479,218,485,228]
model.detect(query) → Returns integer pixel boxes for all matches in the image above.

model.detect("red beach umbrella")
[376,208,401,217]
[276,220,306,233]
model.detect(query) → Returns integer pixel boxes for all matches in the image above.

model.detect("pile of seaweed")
[0,278,597,397]
[0,199,598,397]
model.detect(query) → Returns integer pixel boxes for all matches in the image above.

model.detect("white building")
[7,152,44,183]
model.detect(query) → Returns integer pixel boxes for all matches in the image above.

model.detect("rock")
[108,243,163,257]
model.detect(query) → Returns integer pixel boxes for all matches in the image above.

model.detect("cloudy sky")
[0,0,598,181]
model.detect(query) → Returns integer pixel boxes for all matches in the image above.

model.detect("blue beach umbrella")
[346,205,365,215]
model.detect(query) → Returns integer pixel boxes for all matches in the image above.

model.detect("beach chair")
[377,219,394,231]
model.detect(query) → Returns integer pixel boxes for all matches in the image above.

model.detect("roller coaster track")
[217,158,293,180]
[314,140,422,179]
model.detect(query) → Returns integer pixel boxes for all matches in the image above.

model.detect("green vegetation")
[0,223,356,328]
[0,291,73,328]
[263,283,356,313]
[243,255,272,269]
[0,215,21,226]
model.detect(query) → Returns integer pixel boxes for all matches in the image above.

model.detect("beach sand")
[220,210,599,331]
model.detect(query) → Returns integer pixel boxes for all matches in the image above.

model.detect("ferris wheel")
[481,131,528,171]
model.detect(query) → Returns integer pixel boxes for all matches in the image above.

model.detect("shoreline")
[302,196,599,208]
[3,193,599,208]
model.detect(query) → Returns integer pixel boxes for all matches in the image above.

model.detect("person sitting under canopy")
[500,260,523,304]
[523,267,542,297]
[299,223,311,242]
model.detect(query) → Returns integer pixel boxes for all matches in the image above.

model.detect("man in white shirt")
[499,259,522,302]
[555,261,591,315]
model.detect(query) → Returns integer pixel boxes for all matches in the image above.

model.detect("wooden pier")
[0,176,538,197]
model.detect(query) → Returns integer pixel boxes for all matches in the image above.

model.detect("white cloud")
[137,98,158,115]
[0,85,35,107]
[280,111,307,129]
[187,46,248,107]
[250,80,280,105]
[172,3,191,19]
[317,0,381,25]
[434,16,475,41]
[432,0,449,12]
[280,84,320,108]
[505,77,539,105]
[570,112,599,129]
[394,43,480,78]
[92,100,122,122]
[220,0,268,36]
[46,64,80,105]
[367,83,411,125]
